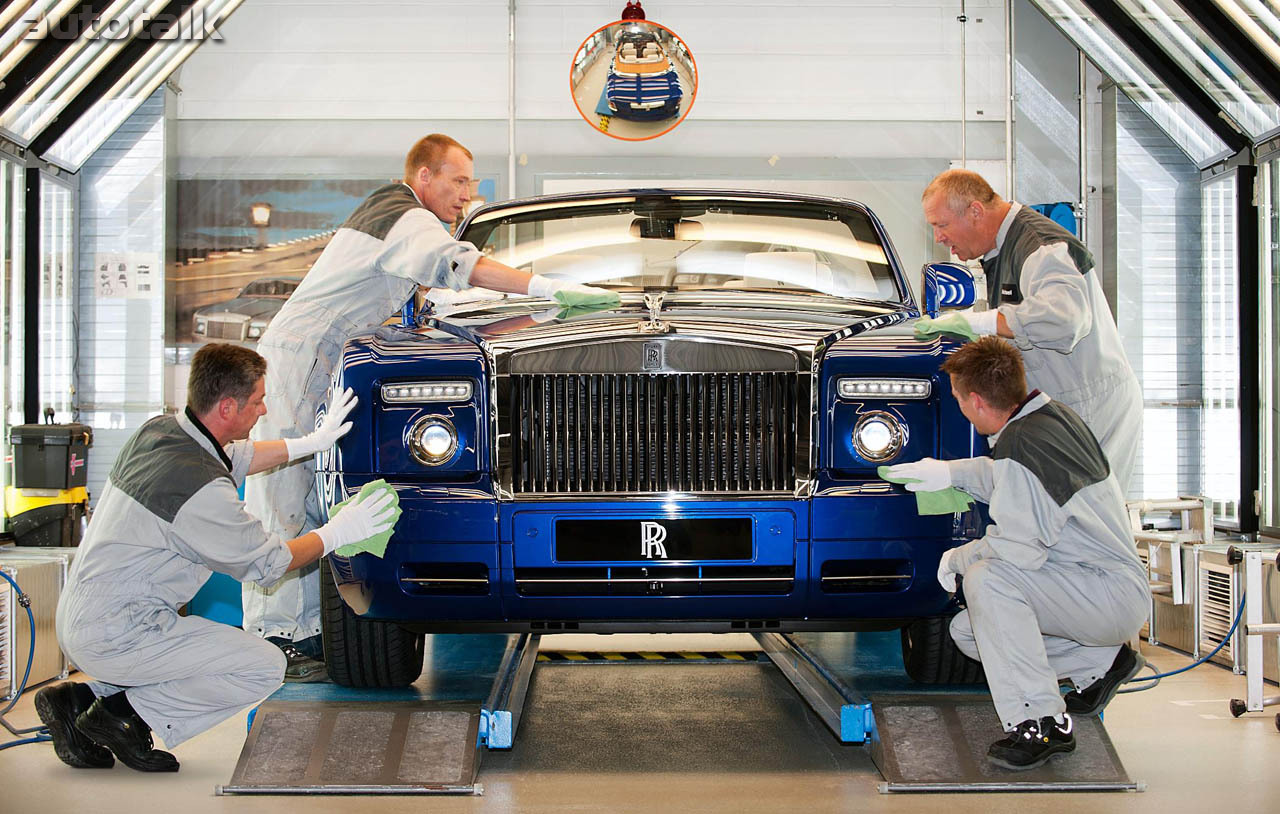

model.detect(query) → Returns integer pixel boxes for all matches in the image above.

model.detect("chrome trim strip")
[515,576,795,584]
[401,577,491,584]
[820,575,911,582]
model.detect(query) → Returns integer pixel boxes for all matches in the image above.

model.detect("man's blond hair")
[403,134,472,181]
[922,169,1001,214]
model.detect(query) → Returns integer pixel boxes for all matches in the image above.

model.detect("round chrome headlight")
[409,416,458,466]
[853,411,905,462]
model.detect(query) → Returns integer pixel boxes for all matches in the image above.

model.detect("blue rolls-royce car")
[605,30,683,121]
[316,189,985,687]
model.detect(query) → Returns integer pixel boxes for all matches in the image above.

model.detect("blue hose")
[0,569,51,745]
[1118,590,1247,693]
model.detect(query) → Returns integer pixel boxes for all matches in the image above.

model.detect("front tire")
[900,616,985,684]
[320,557,425,687]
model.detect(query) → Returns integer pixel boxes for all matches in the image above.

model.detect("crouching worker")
[35,342,396,772]
[885,336,1149,770]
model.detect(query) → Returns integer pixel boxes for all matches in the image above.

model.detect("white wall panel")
[76,91,167,507]
[174,1,1009,148]
[176,1,512,120]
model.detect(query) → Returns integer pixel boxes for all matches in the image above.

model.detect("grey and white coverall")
[980,203,1142,491]
[946,391,1149,730]
[57,411,293,748]
[242,182,481,643]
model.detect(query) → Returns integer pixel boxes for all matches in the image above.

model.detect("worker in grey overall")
[919,169,1143,491]
[886,337,1149,770]
[242,134,607,675]
[37,344,396,772]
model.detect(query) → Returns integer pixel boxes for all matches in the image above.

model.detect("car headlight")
[247,323,264,338]
[409,416,458,466]
[853,411,906,462]
[194,319,206,334]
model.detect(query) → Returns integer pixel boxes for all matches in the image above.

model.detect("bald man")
[919,170,1142,491]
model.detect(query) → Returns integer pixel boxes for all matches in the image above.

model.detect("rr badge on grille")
[640,521,669,558]
[643,342,663,371]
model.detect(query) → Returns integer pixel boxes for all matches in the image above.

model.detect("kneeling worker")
[35,343,395,772]
[887,337,1149,770]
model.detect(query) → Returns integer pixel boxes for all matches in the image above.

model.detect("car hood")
[424,290,918,368]
[195,297,285,320]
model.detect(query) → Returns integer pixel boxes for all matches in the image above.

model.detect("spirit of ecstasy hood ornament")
[639,291,672,334]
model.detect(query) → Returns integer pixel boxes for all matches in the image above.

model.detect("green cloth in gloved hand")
[913,312,978,343]
[877,465,976,516]
[331,479,401,558]
[553,299,622,320]
[553,289,621,313]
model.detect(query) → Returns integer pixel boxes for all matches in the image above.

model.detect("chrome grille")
[204,320,245,340]
[509,372,798,494]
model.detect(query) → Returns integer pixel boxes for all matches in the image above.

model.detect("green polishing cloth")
[877,465,975,516]
[552,289,621,314]
[914,312,979,343]
[331,479,401,558]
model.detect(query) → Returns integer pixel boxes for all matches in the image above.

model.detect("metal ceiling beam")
[1078,0,1251,155]
[0,2,115,122]
[1173,0,1280,116]
[27,0,197,156]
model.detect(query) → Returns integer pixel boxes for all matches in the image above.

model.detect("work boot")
[34,682,114,769]
[74,697,179,772]
[1064,644,1145,717]
[279,642,329,683]
[987,715,1076,770]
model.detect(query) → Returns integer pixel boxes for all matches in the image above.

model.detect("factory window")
[0,158,23,500]
[1202,173,1240,526]
[40,175,74,423]
[1262,157,1280,533]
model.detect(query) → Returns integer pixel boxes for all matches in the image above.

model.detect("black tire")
[900,616,986,684]
[320,557,425,687]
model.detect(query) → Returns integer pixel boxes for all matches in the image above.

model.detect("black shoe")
[279,642,329,683]
[987,715,1076,770]
[74,697,180,772]
[1064,644,1145,717]
[34,683,114,769]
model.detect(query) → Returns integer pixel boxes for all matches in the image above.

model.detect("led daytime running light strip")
[382,381,473,403]
[837,378,931,399]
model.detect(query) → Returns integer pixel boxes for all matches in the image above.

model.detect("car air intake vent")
[820,559,913,593]
[514,565,794,596]
[509,372,798,494]
[398,563,490,595]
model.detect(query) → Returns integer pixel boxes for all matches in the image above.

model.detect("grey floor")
[1,634,1274,813]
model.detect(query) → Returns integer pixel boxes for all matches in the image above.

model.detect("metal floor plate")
[218,700,482,795]
[870,694,1143,793]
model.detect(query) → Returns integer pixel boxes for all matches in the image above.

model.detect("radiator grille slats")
[511,372,797,495]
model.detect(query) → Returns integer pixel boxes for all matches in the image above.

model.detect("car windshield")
[239,279,297,297]
[461,196,902,302]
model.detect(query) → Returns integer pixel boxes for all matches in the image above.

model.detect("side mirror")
[920,262,976,318]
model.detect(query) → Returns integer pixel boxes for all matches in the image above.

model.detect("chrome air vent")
[514,565,794,596]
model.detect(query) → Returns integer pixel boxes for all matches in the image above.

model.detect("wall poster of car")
[571,19,697,140]
[166,177,496,346]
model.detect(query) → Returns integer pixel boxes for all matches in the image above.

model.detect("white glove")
[936,548,959,593]
[956,307,999,337]
[527,275,612,300]
[286,387,357,460]
[884,457,952,492]
[315,489,397,556]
